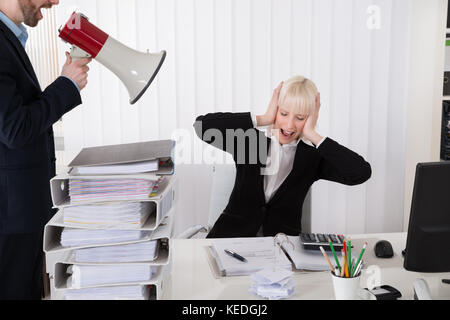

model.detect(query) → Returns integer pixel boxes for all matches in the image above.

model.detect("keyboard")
[299,233,347,251]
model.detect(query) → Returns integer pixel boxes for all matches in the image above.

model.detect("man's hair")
[278,75,318,116]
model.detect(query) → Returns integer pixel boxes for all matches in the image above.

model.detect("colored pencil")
[348,238,352,274]
[351,242,367,277]
[320,246,335,272]
[351,258,355,275]
[343,239,349,277]
[340,250,346,277]
[328,237,341,272]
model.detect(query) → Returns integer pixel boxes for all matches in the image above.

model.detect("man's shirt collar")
[0,10,29,48]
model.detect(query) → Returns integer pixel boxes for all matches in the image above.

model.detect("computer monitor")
[404,161,450,272]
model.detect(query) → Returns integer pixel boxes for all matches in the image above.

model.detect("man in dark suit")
[0,0,91,299]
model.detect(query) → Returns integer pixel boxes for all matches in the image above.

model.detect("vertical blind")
[48,0,410,235]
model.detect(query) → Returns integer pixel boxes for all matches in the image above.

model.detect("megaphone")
[59,12,166,105]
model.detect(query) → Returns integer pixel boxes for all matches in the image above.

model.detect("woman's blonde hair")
[278,75,318,116]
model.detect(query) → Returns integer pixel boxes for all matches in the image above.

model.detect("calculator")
[299,233,347,251]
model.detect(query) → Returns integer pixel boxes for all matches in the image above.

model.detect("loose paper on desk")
[281,235,337,271]
[210,237,292,276]
[249,268,295,300]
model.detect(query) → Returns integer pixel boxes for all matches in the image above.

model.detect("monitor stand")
[403,249,450,285]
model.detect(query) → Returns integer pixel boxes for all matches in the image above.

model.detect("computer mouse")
[374,240,394,258]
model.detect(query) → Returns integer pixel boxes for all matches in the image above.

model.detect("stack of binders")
[43,140,176,300]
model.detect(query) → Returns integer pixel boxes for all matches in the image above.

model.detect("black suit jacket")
[0,20,82,234]
[194,112,372,238]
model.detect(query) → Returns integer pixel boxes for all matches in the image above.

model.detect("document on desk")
[209,237,292,276]
[281,235,335,271]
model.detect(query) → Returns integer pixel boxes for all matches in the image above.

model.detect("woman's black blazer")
[194,112,371,238]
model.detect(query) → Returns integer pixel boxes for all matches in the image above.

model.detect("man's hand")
[61,52,92,90]
[256,82,283,126]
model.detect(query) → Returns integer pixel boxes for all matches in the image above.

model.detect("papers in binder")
[209,237,292,276]
[62,202,155,229]
[66,264,156,288]
[61,228,150,247]
[282,235,336,271]
[68,140,175,176]
[68,178,158,204]
[69,160,159,175]
[73,240,159,263]
[64,285,151,300]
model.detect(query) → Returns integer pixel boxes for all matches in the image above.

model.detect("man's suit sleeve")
[316,137,372,185]
[0,57,82,149]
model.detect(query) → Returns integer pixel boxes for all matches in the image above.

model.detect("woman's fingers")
[270,82,284,108]
[261,82,284,126]
[272,82,283,97]
[315,92,321,117]
[275,82,283,96]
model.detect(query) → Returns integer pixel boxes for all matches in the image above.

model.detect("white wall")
[402,0,447,231]
[54,0,415,237]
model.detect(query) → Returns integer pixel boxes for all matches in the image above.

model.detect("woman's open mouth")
[280,129,295,138]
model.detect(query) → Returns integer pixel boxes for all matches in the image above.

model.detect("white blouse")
[251,114,326,203]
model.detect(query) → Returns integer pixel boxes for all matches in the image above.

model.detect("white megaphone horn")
[59,12,166,105]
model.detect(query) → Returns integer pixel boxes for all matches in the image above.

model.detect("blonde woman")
[194,76,371,238]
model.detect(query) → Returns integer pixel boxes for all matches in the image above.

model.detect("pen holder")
[331,272,361,300]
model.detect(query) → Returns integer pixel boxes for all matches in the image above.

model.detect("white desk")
[162,233,450,300]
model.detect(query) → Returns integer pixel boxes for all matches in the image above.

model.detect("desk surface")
[162,232,450,300]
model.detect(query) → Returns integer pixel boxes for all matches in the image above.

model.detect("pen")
[353,260,363,277]
[224,249,247,263]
